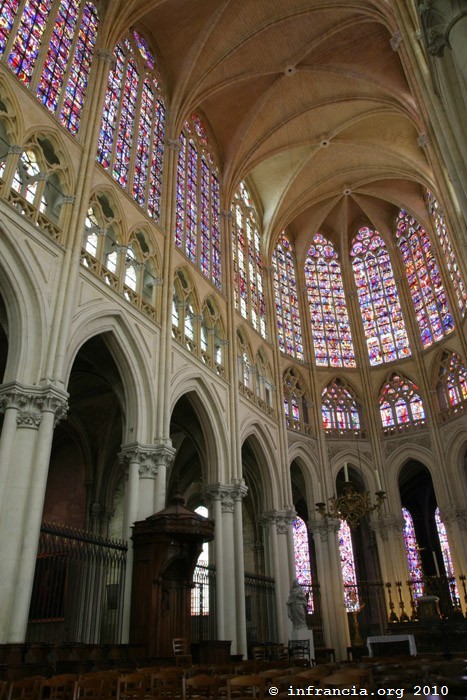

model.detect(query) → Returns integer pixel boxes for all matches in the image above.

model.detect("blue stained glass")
[379,373,425,430]
[8,0,50,85]
[0,0,21,57]
[351,227,410,365]
[292,517,313,612]
[396,209,454,347]
[272,234,304,360]
[402,507,424,598]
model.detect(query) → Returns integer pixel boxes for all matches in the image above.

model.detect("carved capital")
[97,48,117,67]
[0,381,68,429]
[204,483,235,513]
[390,31,403,51]
[167,139,181,152]
[308,518,340,542]
[118,443,164,479]
[231,478,248,502]
[418,0,449,56]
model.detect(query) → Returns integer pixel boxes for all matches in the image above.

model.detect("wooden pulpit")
[130,493,214,657]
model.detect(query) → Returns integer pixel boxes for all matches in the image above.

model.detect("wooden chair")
[72,679,104,700]
[182,675,218,700]
[321,671,368,690]
[0,682,9,700]
[226,675,265,700]
[116,674,145,700]
[149,671,182,700]
[172,638,192,666]
[40,676,78,700]
[8,677,44,700]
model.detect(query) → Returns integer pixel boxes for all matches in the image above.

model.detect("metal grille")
[344,581,387,644]
[27,522,127,644]
[191,564,217,642]
[245,573,276,646]
[302,583,325,649]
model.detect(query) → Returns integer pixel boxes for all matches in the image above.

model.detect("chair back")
[72,679,104,700]
[8,677,44,700]
[227,675,265,700]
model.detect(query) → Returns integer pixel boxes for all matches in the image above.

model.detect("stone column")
[276,512,296,641]
[310,518,350,660]
[232,479,248,658]
[260,511,287,644]
[438,506,467,581]
[219,486,237,652]
[152,443,176,513]
[372,514,412,619]
[0,381,68,643]
[205,485,225,638]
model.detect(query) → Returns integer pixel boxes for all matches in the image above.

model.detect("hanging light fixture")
[316,459,386,530]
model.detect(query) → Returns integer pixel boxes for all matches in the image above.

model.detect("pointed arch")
[396,208,454,347]
[176,113,221,288]
[283,366,311,434]
[379,372,426,434]
[434,349,467,417]
[231,181,266,337]
[305,233,355,368]
[272,232,303,360]
[350,225,410,365]
[321,377,363,437]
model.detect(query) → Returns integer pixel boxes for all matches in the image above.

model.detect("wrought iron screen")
[27,522,127,644]
[191,564,217,641]
[245,573,276,646]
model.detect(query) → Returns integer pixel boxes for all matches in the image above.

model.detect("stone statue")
[287,579,308,629]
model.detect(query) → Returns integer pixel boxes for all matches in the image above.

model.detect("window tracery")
[396,209,454,347]
[292,516,313,612]
[81,196,159,321]
[9,134,66,240]
[192,505,210,616]
[237,329,254,398]
[402,507,424,598]
[305,233,355,368]
[321,378,362,436]
[175,113,221,288]
[351,226,410,365]
[97,29,165,222]
[172,268,199,354]
[231,182,266,338]
[283,367,310,433]
[427,191,467,316]
[272,233,303,360]
[436,350,467,416]
[379,373,426,434]
[2,0,98,134]
[200,297,225,378]
[338,520,359,612]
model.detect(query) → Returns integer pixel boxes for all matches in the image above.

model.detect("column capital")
[438,506,467,530]
[371,514,404,540]
[259,509,291,533]
[308,517,340,542]
[231,478,248,501]
[204,483,235,513]
[97,48,117,67]
[167,139,181,152]
[0,381,68,429]
[118,442,172,479]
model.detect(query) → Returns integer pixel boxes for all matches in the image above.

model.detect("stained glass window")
[351,226,411,365]
[436,350,467,413]
[396,209,454,347]
[192,506,210,616]
[305,234,355,368]
[292,517,313,612]
[427,191,467,316]
[231,182,266,338]
[97,30,165,221]
[435,507,460,604]
[322,378,361,434]
[4,0,98,134]
[272,234,303,360]
[0,0,21,58]
[175,114,221,288]
[379,373,425,432]
[283,367,309,431]
[338,520,359,611]
[402,507,424,598]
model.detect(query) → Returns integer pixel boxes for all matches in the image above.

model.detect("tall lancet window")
[191,506,210,616]
[175,113,221,288]
[292,517,313,612]
[97,30,165,221]
[305,233,355,368]
[338,520,359,611]
[272,233,303,360]
[435,507,460,604]
[436,350,467,413]
[351,226,410,365]
[231,182,266,337]
[402,507,424,598]
[396,209,454,347]
[427,191,467,316]
[2,0,98,134]
[322,378,361,435]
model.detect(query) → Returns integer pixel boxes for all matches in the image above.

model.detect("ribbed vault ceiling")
[108,0,431,255]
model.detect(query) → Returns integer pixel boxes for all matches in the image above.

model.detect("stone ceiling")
[106,0,432,260]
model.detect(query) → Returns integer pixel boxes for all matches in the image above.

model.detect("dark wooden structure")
[130,493,214,657]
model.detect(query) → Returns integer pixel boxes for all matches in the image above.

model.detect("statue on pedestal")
[287,579,308,629]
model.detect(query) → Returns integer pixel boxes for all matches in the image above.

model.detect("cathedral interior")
[0,0,466,676]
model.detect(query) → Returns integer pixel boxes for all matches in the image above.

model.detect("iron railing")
[245,572,277,646]
[27,522,127,644]
[191,564,217,642]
